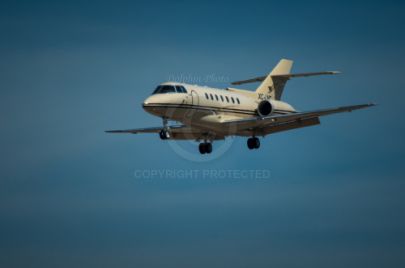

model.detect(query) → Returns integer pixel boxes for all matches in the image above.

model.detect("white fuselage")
[107,59,374,154]
[143,82,295,136]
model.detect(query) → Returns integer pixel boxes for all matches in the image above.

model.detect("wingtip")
[281,58,294,63]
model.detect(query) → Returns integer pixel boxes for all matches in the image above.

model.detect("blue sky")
[1,1,405,267]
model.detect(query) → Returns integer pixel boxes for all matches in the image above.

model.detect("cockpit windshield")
[152,85,187,94]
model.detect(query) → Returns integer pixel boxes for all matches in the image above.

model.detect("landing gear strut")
[199,142,213,154]
[159,117,170,140]
[247,137,260,150]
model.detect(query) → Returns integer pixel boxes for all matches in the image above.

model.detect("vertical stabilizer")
[255,59,293,100]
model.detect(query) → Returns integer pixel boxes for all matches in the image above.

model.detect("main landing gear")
[247,137,260,150]
[199,142,212,154]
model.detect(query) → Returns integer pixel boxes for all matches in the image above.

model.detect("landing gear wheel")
[247,138,255,149]
[199,142,213,154]
[199,143,206,154]
[159,129,170,140]
[253,137,260,149]
[247,137,260,150]
[205,143,212,154]
[159,130,165,140]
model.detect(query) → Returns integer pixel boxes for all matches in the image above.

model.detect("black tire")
[206,143,212,154]
[247,138,255,149]
[159,129,171,140]
[199,143,206,154]
[159,130,166,140]
[254,137,260,149]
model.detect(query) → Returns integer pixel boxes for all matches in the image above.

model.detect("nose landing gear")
[247,137,260,150]
[159,117,171,140]
[159,129,170,140]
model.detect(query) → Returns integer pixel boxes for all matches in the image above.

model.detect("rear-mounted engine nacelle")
[257,100,274,117]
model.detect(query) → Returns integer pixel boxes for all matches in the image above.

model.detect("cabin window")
[210,94,214,100]
[236,98,240,104]
[225,96,229,103]
[231,97,235,104]
[215,94,219,101]
[205,93,209,99]
[220,95,224,102]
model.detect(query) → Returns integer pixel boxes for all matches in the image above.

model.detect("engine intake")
[257,100,273,117]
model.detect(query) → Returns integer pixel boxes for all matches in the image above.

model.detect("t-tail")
[255,59,293,100]
[231,58,340,100]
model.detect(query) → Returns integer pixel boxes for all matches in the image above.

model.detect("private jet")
[106,59,374,154]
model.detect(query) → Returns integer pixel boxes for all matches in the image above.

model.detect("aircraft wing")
[106,126,169,134]
[106,125,225,140]
[221,103,375,134]
[106,103,374,138]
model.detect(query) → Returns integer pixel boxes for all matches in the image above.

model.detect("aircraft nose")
[142,96,155,113]
[142,95,162,116]
[143,96,152,107]
[142,101,150,111]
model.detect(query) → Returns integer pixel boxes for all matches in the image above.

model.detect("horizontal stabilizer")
[231,71,340,85]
